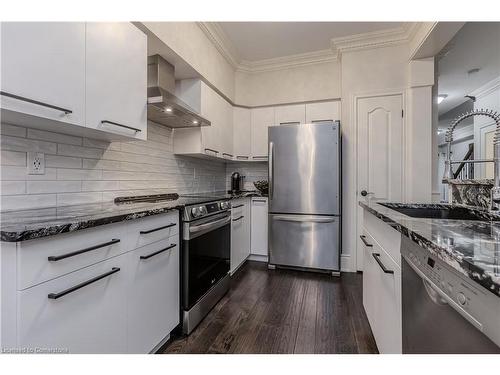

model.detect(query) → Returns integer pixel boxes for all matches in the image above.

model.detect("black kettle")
[231,172,244,193]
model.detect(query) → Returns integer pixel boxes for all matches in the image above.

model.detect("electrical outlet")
[27,152,45,175]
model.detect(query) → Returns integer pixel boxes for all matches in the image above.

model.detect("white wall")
[234,60,341,107]
[0,121,227,210]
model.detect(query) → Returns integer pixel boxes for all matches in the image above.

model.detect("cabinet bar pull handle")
[101,120,142,132]
[205,148,219,154]
[279,121,300,126]
[236,156,249,160]
[223,153,234,158]
[232,215,244,222]
[253,199,267,203]
[0,91,72,114]
[232,204,244,208]
[252,155,267,159]
[48,267,120,300]
[359,235,373,247]
[372,253,394,274]
[140,243,177,260]
[140,223,176,235]
[48,239,120,262]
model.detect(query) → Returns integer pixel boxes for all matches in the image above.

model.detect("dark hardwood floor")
[163,261,378,354]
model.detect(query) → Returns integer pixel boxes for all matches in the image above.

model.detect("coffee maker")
[231,172,244,193]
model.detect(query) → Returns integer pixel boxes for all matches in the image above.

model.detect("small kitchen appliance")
[231,172,244,193]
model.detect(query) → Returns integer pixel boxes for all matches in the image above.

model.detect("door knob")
[360,190,374,197]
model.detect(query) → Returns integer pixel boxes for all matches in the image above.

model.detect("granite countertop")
[360,200,500,298]
[0,192,266,243]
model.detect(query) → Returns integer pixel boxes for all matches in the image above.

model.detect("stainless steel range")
[180,196,231,335]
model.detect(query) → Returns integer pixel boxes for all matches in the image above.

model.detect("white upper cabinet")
[0,22,86,127]
[233,107,252,160]
[85,23,147,140]
[274,104,306,125]
[305,101,341,123]
[251,107,275,160]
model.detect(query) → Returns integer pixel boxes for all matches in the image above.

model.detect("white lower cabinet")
[127,236,179,353]
[361,221,402,354]
[230,198,251,273]
[250,197,268,258]
[18,254,128,354]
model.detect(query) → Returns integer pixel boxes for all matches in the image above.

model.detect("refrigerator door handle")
[272,215,336,223]
[269,141,274,200]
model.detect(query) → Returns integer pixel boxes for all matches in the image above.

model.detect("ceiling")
[217,22,405,61]
[438,22,500,115]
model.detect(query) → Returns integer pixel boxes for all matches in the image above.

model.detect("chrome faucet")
[442,109,500,210]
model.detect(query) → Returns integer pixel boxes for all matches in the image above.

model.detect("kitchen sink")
[379,203,494,221]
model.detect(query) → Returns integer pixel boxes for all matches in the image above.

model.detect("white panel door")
[0,22,85,127]
[251,107,275,160]
[17,254,127,353]
[274,104,306,125]
[85,23,147,140]
[305,101,341,123]
[233,107,252,160]
[127,237,179,353]
[356,94,403,271]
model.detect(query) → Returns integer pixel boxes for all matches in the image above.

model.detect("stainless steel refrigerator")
[268,120,341,273]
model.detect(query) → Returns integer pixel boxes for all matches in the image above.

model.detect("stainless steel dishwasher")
[401,238,500,354]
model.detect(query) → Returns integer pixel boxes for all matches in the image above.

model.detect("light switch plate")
[27,152,45,175]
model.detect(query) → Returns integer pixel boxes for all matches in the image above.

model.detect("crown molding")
[331,22,418,55]
[470,76,500,100]
[198,22,420,74]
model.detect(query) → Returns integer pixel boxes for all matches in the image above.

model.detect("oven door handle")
[189,215,231,234]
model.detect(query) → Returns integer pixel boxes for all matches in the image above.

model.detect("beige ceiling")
[217,22,406,61]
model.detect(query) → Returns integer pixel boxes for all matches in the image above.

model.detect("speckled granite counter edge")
[0,205,180,243]
[359,201,500,298]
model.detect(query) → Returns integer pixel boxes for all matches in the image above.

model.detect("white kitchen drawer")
[17,253,128,353]
[363,209,401,266]
[128,211,179,249]
[17,222,128,290]
[126,235,179,353]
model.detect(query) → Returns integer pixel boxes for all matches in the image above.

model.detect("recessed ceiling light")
[192,120,199,125]
[437,94,448,104]
[164,107,173,113]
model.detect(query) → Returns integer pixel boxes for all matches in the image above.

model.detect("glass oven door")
[182,212,231,310]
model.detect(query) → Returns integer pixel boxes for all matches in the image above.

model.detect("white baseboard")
[248,254,268,262]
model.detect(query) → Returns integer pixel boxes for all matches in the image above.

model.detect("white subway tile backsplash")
[0,123,26,137]
[45,155,82,169]
[1,166,58,180]
[27,180,81,194]
[1,150,27,166]
[1,181,26,195]
[57,168,102,181]
[57,143,104,159]
[1,194,57,211]
[27,128,82,146]
[1,135,57,154]
[1,121,227,210]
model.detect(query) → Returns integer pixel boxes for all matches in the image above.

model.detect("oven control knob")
[457,292,467,305]
[191,206,204,218]
[220,201,231,210]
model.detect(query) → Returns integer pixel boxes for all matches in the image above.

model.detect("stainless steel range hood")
[147,55,210,128]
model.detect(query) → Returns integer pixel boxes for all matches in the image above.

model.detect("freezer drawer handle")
[48,239,120,262]
[47,267,120,300]
[0,90,73,114]
[101,120,142,132]
[232,215,244,222]
[359,235,373,247]
[140,243,176,260]
[140,223,176,235]
[372,253,394,274]
[273,216,336,223]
